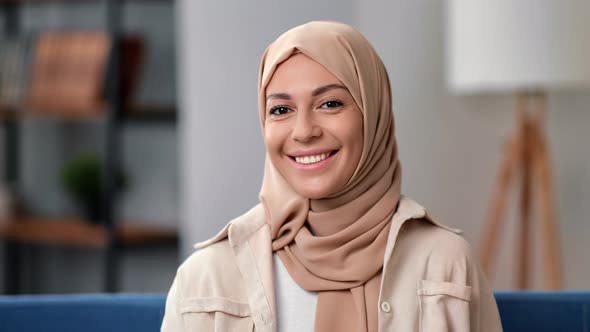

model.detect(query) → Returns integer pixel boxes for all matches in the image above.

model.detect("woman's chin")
[292,184,335,200]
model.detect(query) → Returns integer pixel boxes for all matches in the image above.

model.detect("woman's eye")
[269,106,291,116]
[320,100,343,109]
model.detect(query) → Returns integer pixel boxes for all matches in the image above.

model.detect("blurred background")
[0,0,588,295]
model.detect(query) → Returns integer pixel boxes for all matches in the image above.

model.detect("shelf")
[0,216,178,249]
[0,0,173,4]
[0,103,177,123]
[0,102,105,121]
[25,102,107,121]
[0,105,19,120]
[122,104,177,123]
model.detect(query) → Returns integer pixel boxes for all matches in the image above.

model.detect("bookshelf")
[0,0,177,294]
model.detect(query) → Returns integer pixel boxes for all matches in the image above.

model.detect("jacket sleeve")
[161,276,183,332]
[469,253,504,331]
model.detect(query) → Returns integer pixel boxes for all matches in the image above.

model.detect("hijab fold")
[258,21,401,332]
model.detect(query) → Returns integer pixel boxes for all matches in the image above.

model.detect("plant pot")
[72,195,104,225]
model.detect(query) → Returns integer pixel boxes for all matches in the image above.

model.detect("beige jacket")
[161,197,503,331]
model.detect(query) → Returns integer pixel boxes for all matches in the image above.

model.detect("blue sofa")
[0,292,588,331]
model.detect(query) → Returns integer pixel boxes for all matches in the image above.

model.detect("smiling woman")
[161,21,503,332]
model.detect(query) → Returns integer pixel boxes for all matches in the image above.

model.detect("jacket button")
[380,301,391,313]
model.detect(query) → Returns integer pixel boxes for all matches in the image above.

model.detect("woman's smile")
[287,149,339,170]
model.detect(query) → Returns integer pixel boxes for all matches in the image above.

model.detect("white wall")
[178,0,590,290]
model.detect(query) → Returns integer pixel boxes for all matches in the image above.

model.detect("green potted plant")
[60,153,127,224]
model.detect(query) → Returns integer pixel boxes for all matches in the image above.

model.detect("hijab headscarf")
[258,21,401,332]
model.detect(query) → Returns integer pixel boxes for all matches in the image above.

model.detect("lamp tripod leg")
[517,100,532,289]
[530,94,562,290]
[479,110,523,279]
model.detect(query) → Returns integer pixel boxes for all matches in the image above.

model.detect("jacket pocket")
[180,297,254,332]
[417,280,472,332]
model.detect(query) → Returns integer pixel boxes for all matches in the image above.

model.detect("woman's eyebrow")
[311,83,347,96]
[266,84,348,101]
[266,92,291,101]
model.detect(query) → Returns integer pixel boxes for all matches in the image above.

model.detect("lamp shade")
[447,0,590,94]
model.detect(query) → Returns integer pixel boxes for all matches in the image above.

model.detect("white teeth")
[295,152,331,165]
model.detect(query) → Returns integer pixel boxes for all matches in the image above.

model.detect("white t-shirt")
[273,253,318,331]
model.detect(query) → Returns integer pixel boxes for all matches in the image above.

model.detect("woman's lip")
[287,150,339,171]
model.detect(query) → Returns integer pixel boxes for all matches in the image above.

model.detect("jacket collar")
[193,204,266,249]
[194,196,462,250]
[381,197,462,275]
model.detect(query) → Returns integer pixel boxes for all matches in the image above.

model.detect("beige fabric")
[258,21,401,332]
[160,197,504,332]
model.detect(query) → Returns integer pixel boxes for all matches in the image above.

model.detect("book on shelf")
[0,37,31,110]
[119,35,145,108]
[27,31,112,116]
[24,31,147,117]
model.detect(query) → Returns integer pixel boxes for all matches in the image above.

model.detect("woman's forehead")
[265,54,346,95]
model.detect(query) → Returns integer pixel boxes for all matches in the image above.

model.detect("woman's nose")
[291,110,321,142]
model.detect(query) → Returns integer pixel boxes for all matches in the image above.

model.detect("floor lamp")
[447,0,590,289]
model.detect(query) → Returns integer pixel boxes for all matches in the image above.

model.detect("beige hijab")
[258,21,401,332]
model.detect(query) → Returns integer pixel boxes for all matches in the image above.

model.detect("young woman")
[161,21,503,332]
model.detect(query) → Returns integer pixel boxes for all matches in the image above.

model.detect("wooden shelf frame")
[0,104,177,122]
[0,216,178,249]
[0,0,173,4]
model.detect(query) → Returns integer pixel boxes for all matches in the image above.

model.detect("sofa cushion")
[1,292,589,331]
[0,294,165,332]
[495,291,590,332]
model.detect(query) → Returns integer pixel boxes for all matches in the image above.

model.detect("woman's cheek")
[264,125,284,156]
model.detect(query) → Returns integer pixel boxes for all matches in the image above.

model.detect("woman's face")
[264,54,363,199]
